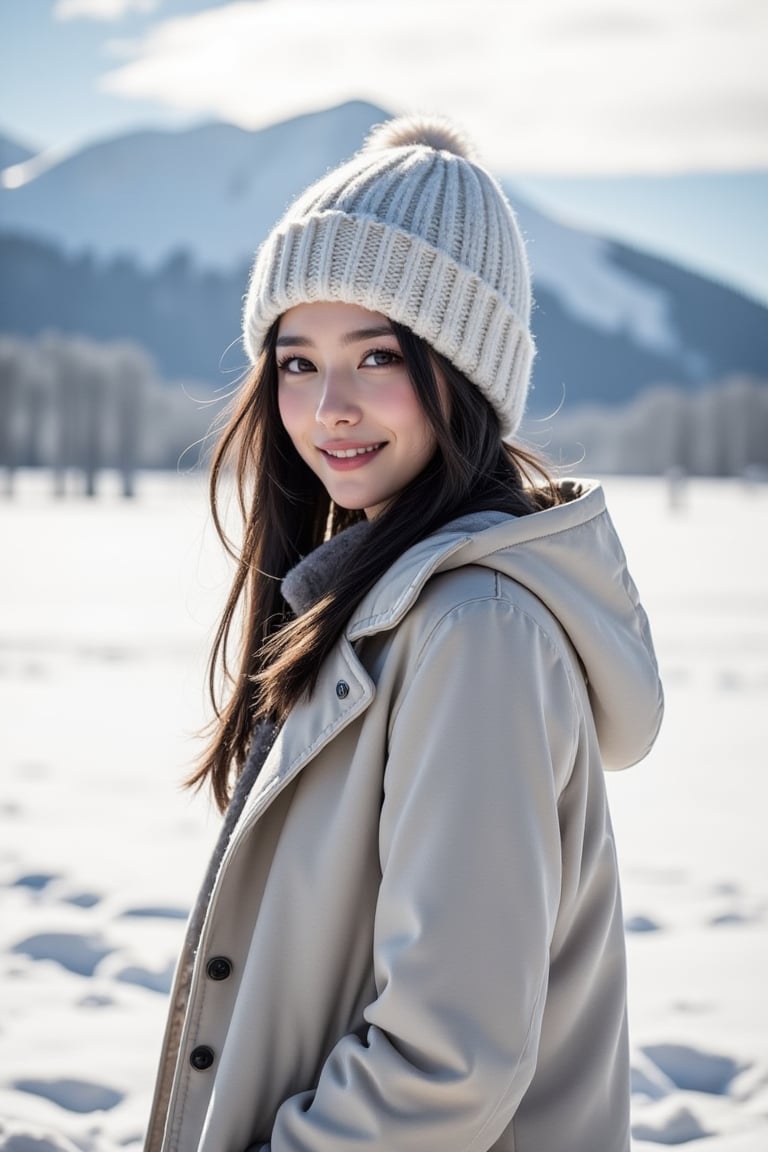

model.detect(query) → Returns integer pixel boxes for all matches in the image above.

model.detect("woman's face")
[276,302,438,519]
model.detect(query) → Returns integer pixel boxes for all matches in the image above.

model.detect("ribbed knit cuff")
[244,212,534,437]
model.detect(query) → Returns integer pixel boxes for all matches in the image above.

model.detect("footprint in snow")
[10,873,60,892]
[632,1103,711,1145]
[114,959,175,994]
[13,1077,123,1114]
[642,1043,747,1095]
[0,1118,82,1152]
[709,910,751,926]
[11,932,114,977]
[77,992,114,1008]
[61,891,102,909]
[625,914,662,933]
[119,905,188,920]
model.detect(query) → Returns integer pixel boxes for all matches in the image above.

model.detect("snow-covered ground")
[1,471,766,1151]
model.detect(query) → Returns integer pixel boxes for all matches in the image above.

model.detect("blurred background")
[1,0,767,492]
[2,7,768,1150]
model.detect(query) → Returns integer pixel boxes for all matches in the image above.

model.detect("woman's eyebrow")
[341,325,395,346]
[275,325,395,349]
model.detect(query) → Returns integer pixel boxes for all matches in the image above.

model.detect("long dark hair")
[187,320,561,810]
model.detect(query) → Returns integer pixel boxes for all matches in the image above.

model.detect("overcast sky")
[2,0,767,173]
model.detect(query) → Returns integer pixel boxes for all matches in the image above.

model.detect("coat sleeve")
[261,594,580,1152]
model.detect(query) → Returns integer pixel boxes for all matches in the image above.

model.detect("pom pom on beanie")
[362,114,478,161]
[243,114,534,437]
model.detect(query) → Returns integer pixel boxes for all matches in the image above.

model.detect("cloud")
[98,0,768,173]
[54,0,159,21]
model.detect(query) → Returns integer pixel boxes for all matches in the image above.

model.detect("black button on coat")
[206,956,232,981]
[189,1045,215,1071]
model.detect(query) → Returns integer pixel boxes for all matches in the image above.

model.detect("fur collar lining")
[281,520,372,615]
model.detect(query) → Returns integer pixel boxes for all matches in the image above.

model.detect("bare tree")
[112,343,150,497]
[0,338,22,495]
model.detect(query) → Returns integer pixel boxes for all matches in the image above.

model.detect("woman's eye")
[278,355,314,374]
[361,349,401,368]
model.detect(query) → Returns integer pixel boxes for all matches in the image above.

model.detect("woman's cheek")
[277,384,306,439]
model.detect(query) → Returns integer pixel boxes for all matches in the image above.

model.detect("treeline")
[541,376,768,477]
[0,333,226,495]
[1,333,766,497]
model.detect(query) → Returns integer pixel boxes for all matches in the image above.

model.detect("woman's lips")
[319,442,385,469]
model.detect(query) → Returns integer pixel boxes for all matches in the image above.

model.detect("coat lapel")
[231,635,375,839]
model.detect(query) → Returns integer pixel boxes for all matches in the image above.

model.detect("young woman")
[144,116,663,1152]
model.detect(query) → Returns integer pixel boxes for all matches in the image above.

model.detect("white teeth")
[325,444,381,458]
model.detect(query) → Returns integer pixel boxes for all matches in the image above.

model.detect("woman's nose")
[315,373,362,427]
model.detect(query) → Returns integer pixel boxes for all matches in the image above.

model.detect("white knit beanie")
[243,115,534,437]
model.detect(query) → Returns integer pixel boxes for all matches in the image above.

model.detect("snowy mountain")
[1,102,766,412]
[0,102,384,267]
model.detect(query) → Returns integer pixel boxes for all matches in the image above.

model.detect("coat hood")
[346,480,663,771]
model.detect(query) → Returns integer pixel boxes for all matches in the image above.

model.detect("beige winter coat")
[145,480,663,1152]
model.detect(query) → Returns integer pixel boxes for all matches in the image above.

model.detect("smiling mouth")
[322,444,385,459]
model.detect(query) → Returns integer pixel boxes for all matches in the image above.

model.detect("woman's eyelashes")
[276,347,404,374]
[359,348,404,368]
[276,354,315,374]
